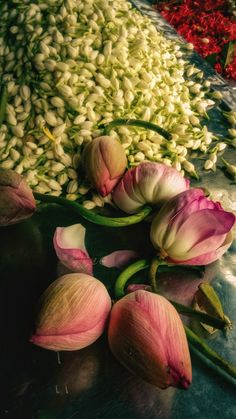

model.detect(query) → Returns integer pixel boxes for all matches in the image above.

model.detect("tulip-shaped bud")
[0,169,36,226]
[108,290,192,389]
[53,224,93,275]
[30,273,111,351]
[150,189,235,265]
[112,162,189,214]
[82,136,127,196]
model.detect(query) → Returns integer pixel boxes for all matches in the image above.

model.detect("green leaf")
[222,41,236,68]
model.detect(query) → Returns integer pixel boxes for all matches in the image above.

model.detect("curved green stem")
[33,193,152,227]
[185,326,236,383]
[114,259,149,299]
[149,257,162,293]
[101,119,172,141]
[116,259,229,329]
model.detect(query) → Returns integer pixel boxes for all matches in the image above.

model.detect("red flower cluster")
[154,0,236,80]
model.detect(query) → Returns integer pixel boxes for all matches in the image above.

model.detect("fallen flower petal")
[30,273,111,351]
[100,250,140,268]
[108,290,192,389]
[53,224,93,275]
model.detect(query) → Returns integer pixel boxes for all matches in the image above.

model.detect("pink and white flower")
[113,162,189,214]
[150,188,235,265]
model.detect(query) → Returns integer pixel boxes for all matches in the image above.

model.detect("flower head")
[82,136,127,197]
[0,169,36,226]
[108,290,192,389]
[150,188,235,265]
[113,162,189,214]
[30,273,111,351]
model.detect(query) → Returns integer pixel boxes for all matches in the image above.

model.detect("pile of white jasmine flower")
[0,0,234,207]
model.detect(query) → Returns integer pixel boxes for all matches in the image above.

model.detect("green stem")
[185,326,236,382]
[170,300,226,330]
[114,259,149,299]
[33,192,152,227]
[149,257,161,293]
[101,119,172,141]
[0,84,8,127]
[115,259,229,329]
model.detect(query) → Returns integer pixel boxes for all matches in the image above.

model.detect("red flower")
[154,0,236,80]
[214,62,223,74]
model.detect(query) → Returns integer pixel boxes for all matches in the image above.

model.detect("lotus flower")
[112,162,189,214]
[108,290,192,389]
[81,136,127,196]
[150,188,235,265]
[53,224,93,275]
[0,169,36,226]
[30,273,111,351]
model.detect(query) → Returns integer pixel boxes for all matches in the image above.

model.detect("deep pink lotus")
[30,273,111,351]
[113,162,189,214]
[150,188,235,265]
[108,290,192,389]
[0,169,36,226]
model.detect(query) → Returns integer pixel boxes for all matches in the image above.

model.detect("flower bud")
[150,189,235,265]
[82,136,127,196]
[53,224,93,275]
[30,273,111,351]
[0,169,36,226]
[108,291,192,389]
[113,162,189,214]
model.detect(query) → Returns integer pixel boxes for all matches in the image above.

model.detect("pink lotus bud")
[82,136,127,196]
[30,273,111,351]
[0,169,36,226]
[53,224,93,275]
[150,188,235,265]
[108,290,192,389]
[112,162,189,214]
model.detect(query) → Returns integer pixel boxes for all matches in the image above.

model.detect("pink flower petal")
[100,250,140,268]
[53,224,93,275]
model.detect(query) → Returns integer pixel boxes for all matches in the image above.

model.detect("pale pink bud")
[53,224,93,275]
[150,189,235,265]
[108,290,192,389]
[0,169,36,226]
[82,136,127,196]
[30,273,111,351]
[112,162,189,214]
